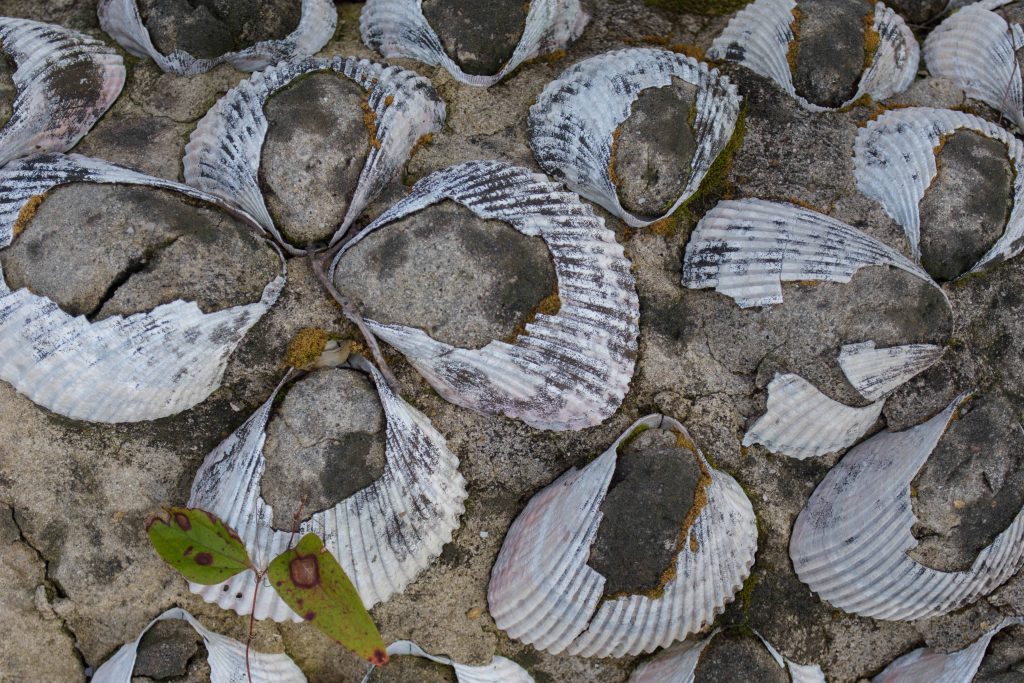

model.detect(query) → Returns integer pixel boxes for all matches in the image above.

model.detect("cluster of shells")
[2,0,1024,681]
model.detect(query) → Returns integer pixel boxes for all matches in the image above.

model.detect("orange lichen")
[786,7,805,74]
[669,44,705,61]
[361,99,382,151]
[384,95,394,107]
[12,194,45,239]
[608,127,623,186]
[863,8,880,71]
[506,292,562,342]
[284,328,329,368]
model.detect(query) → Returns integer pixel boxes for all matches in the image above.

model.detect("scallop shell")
[360,0,588,87]
[924,1,1024,133]
[0,153,285,423]
[362,641,534,683]
[0,17,124,168]
[183,56,445,253]
[187,355,467,620]
[97,0,336,76]
[528,48,741,228]
[91,607,305,683]
[742,373,884,460]
[329,160,640,432]
[706,0,918,112]
[839,341,943,402]
[873,617,1024,683]
[488,415,757,657]
[790,391,1024,621]
[681,199,938,309]
[853,107,1024,272]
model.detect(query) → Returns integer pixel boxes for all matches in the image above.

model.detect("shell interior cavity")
[183,56,445,252]
[626,630,825,683]
[681,198,940,309]
[706,0,918,112]
[528,48,741,228]
[0,17,124,168]
[487,415,757,657]
[97,0,336,75]
[187,355,467,620]
[742,373,884,460]
[924,0,1024,133]
[362,641,534,683]
[853,107,1024,273]
[330,160,640,432]
[873,616,1024,683]
[90,607,306,683]
[839,341,943,402]
[359,0,589,87]
[790,391,1024,621]
[0,153,285,423]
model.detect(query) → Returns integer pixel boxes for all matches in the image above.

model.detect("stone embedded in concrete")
[792,0,872,108]
[694,633,789,683]
[0,51,15,129]
[259,73,370,246]
[420,0,528,76]
[132,619,202,680]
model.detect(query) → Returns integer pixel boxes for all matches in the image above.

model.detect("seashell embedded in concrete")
[329,160,639,432]
[187,355,467,620]
[839,341,943,402]
[362,641,534,683]
[183,56,445,253]
[707,0,918,112]
[790,392,1024,621]
[873,617,1024,683]
[91,607,305,683]
[742,373,884,460]
[0,17,125,168]
[528,48,741,228]
[0,153,284,423]
[488,415,757,657]
[853,107,1024,273]
[359,0,588,87]
[97,0,336,76]
[682,199,938,309]
[924,1,1024,133]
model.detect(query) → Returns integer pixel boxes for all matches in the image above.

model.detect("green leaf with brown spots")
[145,507,252,584]
[268,533,388,666]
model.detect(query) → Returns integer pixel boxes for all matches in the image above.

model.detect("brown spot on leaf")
[195,552,213,566]
[183,546,193,556]
[173,513,192,531]
[371,648,389,666]
[304,611,316,621]
[144,510,170,531]
[289,554,320,588]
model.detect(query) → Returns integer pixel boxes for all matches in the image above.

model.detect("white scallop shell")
[97,0,336,76]
[0,17,124,168]
[488,415,757,657]
[707,0,918,112]
[742,373,884,460]
[187,355,467,620]
[839,341,943,402]
[873,617,1024,683]
[362,641,533,683]
[91,607,306,683]
[790,391,1024,620]
[681,199,938,309]
[528,48,741,229]
[360,0,588,87]
[183,56,445,253]
[924,1,1024,133]
[853,107,1024,272]
[0,153,284,423]
[329,160,640,432]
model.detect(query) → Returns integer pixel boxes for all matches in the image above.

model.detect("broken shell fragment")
[528,48,741,228]
[0,153,284,423]
[91,607,305,683]
[838,341,943,402]
[183,56,445,252]
[97,0,336,75]
[0,17,125,168]
[187,355,467,620]
[873,617,1024,683]
[681,199,937,309]
[790,392,1024,621]
[707,0,918,112]
[853,107,1024,273]
[330,160,639,432]
[359,0,589,87]
[924,1,1024,133]
[363,641,533,683]
[488,415,757,657]
[742,373,883,460]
